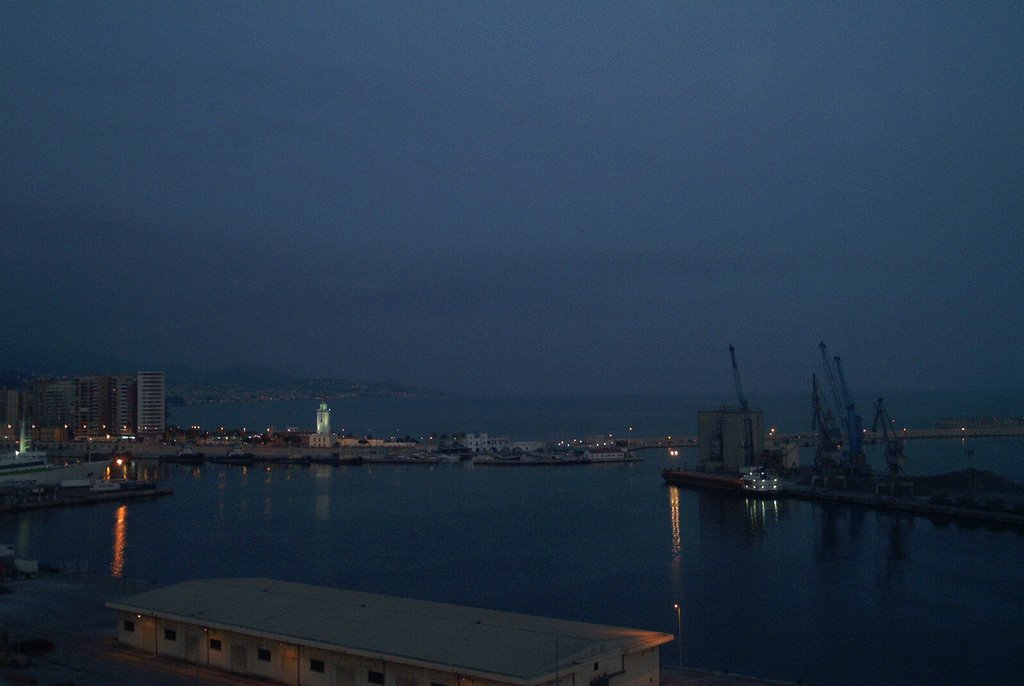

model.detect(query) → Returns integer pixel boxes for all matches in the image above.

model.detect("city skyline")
[3,3,1022,396]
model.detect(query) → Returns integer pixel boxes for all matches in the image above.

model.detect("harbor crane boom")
[832,355,865,468]
[728,344,756,465]
[871,397,906,477]
[818,342,847,431]
[818,342,866,470]
[729,344,750,412]
[811,373,841,472]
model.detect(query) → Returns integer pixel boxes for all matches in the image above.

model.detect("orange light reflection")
[669,486,681,560]
[110,504,127,578]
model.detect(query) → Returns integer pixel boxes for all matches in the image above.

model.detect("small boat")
[210,445,255,465]
[163,445,206,464]
[740,467,782,495]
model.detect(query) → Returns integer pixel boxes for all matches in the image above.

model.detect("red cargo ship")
[662,468,780,495]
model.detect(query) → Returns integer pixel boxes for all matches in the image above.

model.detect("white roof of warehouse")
[107,577,672,684]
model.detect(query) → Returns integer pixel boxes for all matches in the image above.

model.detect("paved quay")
[0,573,800,686]
[0,572,258,686]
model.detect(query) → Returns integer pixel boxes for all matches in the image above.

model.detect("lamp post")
[674,602,682,674]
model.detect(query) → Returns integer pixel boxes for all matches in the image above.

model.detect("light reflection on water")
[110,504,126,577]
[315,494,330,521]
[669,485,681,559]
[744,496,782,532]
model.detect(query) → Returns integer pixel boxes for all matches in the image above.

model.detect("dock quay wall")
[27,425,1024,459]
[779,484,1024,529]
[625,426,1024,451]
[0,485,173,514]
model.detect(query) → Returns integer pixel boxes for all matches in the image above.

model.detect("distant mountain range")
[161,364,443,404]
[0,341,443,403]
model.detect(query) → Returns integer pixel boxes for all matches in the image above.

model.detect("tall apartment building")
[0,389,24,426]
[75,375,114,437]
[136,371,166,437]
[28,378,76,429]
[112,374,138,435]
[0,389,24,442]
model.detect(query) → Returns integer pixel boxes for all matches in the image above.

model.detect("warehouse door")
[141,619,156,654]
[184,633,199,662]
[280,645,298,685]
[334,665,356,686]
[231,644,248,673]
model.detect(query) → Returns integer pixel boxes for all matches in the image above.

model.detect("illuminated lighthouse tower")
[309,400,336,448]
[316,401,330,435]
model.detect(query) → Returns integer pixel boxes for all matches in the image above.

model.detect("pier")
[779,482,1024,529]
[0,484,172,514]
[622,426,1024,451]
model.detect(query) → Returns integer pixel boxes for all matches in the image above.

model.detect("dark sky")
[2,2,1022,396]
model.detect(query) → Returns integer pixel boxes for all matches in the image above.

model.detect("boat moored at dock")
[740,467,782,494]
[662,467,781,496]
[162,445,206,464]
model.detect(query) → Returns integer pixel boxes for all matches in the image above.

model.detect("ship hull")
[661,468,744,492]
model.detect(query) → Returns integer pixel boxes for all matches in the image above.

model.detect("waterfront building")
[136,371,166,437]
[108,578,671,686]
[74,375,113,437]
[582,447,629,461]
[111,374,137,436]
[0,390,25,445]
[463,432,511,453]
[512,440,545,453]
[0,389,24,427]
[338,436,385,447]
[28,377,75,431]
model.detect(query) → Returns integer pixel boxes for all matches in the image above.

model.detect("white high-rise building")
[136,371,166,437]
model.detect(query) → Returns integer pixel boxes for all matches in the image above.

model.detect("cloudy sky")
[2,2,1022,396]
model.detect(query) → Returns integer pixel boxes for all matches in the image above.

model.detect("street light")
[674,603,682,674]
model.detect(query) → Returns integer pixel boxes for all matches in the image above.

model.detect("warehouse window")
[164,629,176,641]
[257,648,271,662]
[209,638,222,651]
[123,620,134,632]
[368,670,385,684]
[310,658,325,673]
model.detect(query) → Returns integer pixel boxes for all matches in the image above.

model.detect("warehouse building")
[107,578,672,686]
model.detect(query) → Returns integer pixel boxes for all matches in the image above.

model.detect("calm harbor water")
[3,392,1023,685]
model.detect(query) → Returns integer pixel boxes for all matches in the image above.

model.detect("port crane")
[811,372,842,472]
[871,397,906,478]
[818,342,866,471]
[728,344,756,466]
[729,344,750,412]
